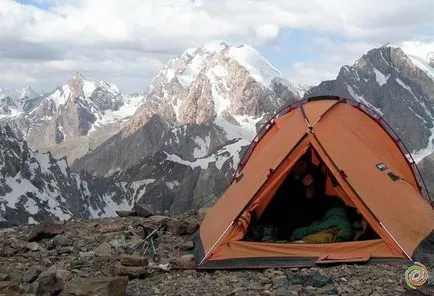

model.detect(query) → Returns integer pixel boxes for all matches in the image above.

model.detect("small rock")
[0,274,9,281]
[146,215,175,226]
[109,238,128,251]
[197,207,210,221]
[57,246,75,254]
[56,269,73,283]
[183,269,196,276]
[26,242,44,251]
[27,222,66,242]
[134,203,155,218]
[275,286,289,296]
[317,285,338,295]
[265,269,284,279]
[180,240,194,250]
[99,224,125,234]
[52,234,73,247]
[70,258,88,269]
[42,258,53,266]
[286,270,333,288]
[0,281,19,296]
[0,228,16,235]
[79,251,95,259]
[272,275,288,289]
[115,265,148,278]
[116,210,137,217]
[94,242,112,257]
[60,276,129,296]
[120,254,149,267]
[288,285,303,292]
[36,270,63,295]
[178,254,195,268]
[23,265,44,283]
[167,219,199,235]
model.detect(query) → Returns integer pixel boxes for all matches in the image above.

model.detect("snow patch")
[412,125,434,163]
[166,68,175,81]
[34,153,51,172]
[207,65,230,115]
[346,85,383,115]
[82,80,97,98]
[165,139,248,170]
[193,135,210,158]
[28,217,38,224]
[166,181,180,190]
[57,158,68,176]
[215,114,262,142]
[373,68,390,86]
[396,78,417,98]
[227,45,282,87]
[409,55,434,82]
[24,198,39,215]
[177,52,208,88]
[202,40,227,54]
[92,193,132,218]
[400,41,434,81]
[91,94,144,129]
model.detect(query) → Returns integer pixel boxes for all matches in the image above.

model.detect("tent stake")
[199,221,234,265]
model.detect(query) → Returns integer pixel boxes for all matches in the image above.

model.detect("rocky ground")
[0,210,432,296]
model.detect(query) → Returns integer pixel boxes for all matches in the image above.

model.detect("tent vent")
[387,172,400,182]
[376,163,388,171]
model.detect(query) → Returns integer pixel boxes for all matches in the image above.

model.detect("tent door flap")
[314,252,371,265]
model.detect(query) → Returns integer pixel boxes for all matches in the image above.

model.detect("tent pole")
[199,221,234,265]
[379,222,413,261]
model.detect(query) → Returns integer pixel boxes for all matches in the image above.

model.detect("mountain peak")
[71,72,86,81]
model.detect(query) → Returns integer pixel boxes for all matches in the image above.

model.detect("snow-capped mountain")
[1,74,145,163]
[73,41,299,213]
[0,86,39,118]
[122,122,249,214]
[122,41,299,136]
[4,41,434,223]
[0,124,133,226]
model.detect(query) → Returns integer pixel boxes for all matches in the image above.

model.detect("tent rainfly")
[193,96,434,269]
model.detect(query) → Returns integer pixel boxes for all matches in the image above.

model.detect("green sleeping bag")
[290,207,353,242]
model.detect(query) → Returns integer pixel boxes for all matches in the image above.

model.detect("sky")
[1,0,433,93]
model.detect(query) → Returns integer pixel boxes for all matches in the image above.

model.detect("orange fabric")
[315,253,371,264]
[199,109,307,256]
[198,99,434,265]
[209,239,398,260]
[310,105,434,257]
[302,100,338,125]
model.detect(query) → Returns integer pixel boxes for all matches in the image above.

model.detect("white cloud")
[0,0,433,92]
[284,39,378,86]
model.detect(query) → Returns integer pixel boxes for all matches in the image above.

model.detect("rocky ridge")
[0,124,133,226]
[1,74,145,163]
[0,211,432,296]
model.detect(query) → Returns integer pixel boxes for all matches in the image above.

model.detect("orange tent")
[193,96,434,268]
